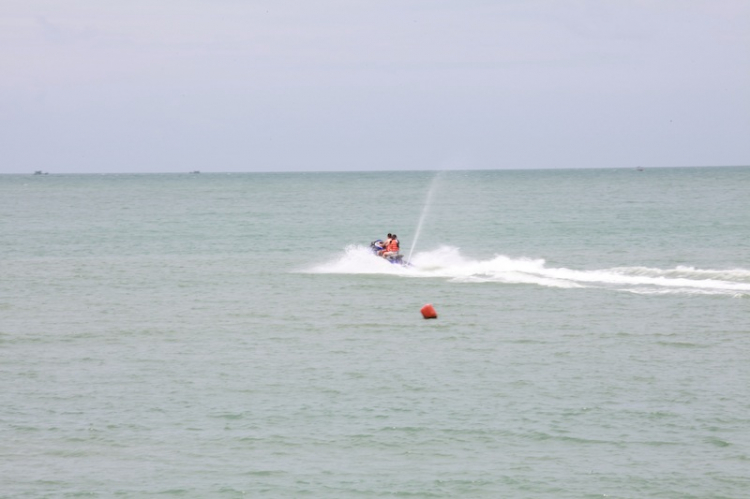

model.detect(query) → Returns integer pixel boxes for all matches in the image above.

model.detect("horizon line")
[3,164,749,176]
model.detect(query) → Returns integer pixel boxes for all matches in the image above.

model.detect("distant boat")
[636,167,644,172]
[33,170,48,175]
[189,170,201,174]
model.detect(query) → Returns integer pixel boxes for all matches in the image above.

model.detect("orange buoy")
[420,303,438,319]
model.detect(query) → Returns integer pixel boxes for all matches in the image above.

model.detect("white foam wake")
[306,246,750,297]
[309,245,410,275]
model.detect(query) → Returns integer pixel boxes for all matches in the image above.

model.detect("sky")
[1,0,748,173]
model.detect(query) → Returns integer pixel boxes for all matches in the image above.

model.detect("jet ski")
[370,240,407,266]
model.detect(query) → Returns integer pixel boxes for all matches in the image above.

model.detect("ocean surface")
[2,167,749,498]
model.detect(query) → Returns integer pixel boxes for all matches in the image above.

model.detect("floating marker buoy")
[420,304,438,319]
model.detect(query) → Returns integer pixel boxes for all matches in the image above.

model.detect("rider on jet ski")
[371,233,399,257]
[370,233,406,265]
[382,234,400,257]
[371,233,391,256]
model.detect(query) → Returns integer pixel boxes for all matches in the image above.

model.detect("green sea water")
[2,167,749,498]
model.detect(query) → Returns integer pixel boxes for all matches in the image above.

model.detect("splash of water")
[408,172,442,263]
[307,246,750,297]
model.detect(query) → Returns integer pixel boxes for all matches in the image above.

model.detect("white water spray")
[408,172,442,263]
[307,247,750,297]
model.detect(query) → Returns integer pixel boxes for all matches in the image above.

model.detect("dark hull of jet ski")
[384,253,405,265]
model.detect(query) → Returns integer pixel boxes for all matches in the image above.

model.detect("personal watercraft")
[370,240,408,266]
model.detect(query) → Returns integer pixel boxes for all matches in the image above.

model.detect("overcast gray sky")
[1,0,748,173]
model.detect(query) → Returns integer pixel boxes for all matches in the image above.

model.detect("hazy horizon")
[9,164,750,176]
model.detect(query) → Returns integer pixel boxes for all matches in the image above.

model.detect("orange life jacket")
[386,239,399,252]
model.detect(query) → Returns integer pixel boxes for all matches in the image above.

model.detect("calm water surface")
[1,167,749,497]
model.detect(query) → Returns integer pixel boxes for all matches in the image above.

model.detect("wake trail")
[306,245,750,297]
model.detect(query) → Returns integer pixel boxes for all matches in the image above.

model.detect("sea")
[2,167,749,498]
